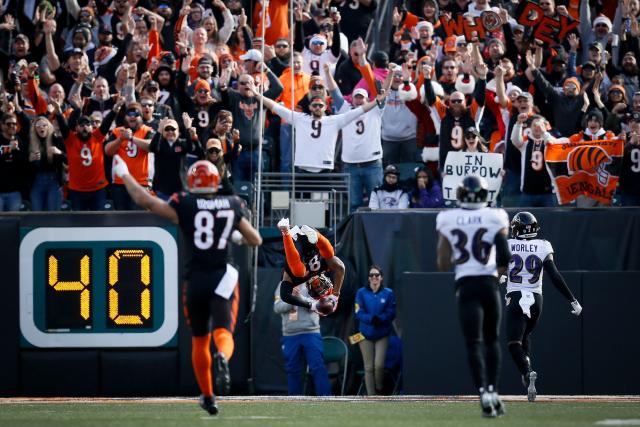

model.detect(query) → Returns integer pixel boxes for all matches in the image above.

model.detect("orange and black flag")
[545,139,624,205]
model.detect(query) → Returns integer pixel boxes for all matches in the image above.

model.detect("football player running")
[436,175,511,418]
[113,155,262,416]
[502,211,582,402]
[277,218,344,316]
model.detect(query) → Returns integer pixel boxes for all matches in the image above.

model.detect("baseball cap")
[239,49,262,62]
[464,126,480,137]
[352,88,368,98]
[589,41,603,51]
[198,56,214,66]
[582,61,597,70]
[15,34,29,43]
[98,25,112,34]
[77,115,92,125]
[552,55,567,64]
[384,164,400,176]
[517,92,533,101]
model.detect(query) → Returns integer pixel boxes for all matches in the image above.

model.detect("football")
[315,296,336,315]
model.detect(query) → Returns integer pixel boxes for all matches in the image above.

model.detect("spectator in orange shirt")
[105,102,156,210]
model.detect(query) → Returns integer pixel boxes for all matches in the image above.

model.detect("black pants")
[505,291,543,376]
[182,268,238,337]
[455,275,502,391]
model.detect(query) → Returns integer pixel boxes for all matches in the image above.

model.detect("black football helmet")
[510,211,540,239]
[456,175,488,209]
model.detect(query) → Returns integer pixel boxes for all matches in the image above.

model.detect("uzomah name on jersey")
[510,243,538,252]
[197,198,231,210]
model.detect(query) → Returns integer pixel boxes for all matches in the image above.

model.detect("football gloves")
[277,217,290,234]
[325,294,338,312]
[308,299,324,316]
[113,155,130,178]
[570,300,582,316]
[300,224,318,244]
[498,275,507,285]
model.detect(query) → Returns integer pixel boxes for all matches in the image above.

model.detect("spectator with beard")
[369,164,409,209]
[527,50,586,137]
[423,55,487,169]
[52,97,123,211]
[607,51,640,102]
[335,40,372,97]
[105,102,156,210]
[268,38,292,77]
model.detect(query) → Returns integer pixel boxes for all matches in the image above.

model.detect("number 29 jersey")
[506,238,553,295]
[436,207,510,280]
[169,192,245,276]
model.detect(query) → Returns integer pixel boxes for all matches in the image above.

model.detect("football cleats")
[510,211,540,239]
[456,175,488,209]
[187,160,220,194]
[306,274,333,299]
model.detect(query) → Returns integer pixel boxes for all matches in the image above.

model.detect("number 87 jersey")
[506,238,553,294]
[436,207,510,280]
[169,192,245,274]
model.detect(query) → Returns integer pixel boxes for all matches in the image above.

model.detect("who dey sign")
[442,152,503,202]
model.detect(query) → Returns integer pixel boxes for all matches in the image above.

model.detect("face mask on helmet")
[306,274,333,299]
[510,211,540,239]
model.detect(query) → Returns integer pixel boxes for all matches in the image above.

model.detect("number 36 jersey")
[506,238,553,295]
[169,192,245,276]
[436,207,509,280]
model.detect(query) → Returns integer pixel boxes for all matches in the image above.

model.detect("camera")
[330,6,337,13]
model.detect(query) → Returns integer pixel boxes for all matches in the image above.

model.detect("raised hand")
[567,33,579,52]
[182,112,193,129]
[238,8,247,27]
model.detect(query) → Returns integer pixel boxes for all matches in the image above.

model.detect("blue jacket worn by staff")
[355,286,397,341]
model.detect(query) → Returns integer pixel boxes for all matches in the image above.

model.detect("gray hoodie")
[274,283,321,336]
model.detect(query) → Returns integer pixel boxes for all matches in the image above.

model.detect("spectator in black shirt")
[27,116,66,211]
[149,115,201,201]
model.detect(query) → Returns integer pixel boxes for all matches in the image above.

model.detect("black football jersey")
[169,192,245,276]
[621,144,640,196]
[284,239,330,286]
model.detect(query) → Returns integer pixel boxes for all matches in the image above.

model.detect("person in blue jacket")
[355,264,397,395]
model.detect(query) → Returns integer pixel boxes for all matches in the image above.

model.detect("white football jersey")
[436,207,510,280]
[341,104,384,163]
[271,103,365,171]
[506,238,553,295]
[302,48,339,76]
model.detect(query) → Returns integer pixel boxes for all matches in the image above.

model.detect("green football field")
[1,397,640,427]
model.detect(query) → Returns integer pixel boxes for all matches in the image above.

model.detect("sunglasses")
[3,122,17,126]
[164,126,177,132]
[197,89,210,94]
[141,103,154,107]
[275,44,289,48]
[207,147,222,154]
[311,85,324,90]
[310,103,325,108]
[457,42,467,47]
[311,41,326,46]
[450,99,464,104]
[368,273,381,277]
[126,111,141,117]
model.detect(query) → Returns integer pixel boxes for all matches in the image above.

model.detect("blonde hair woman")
[28,116,66,211]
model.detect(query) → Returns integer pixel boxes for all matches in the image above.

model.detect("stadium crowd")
[1,0,640,212]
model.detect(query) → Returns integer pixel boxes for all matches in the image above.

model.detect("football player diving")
[277,218,344,315]
[502,211,582,402]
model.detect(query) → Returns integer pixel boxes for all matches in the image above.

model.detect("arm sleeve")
[282,232,307,277]
[99,109,117,135]
[330,22,341,58]
[354,62,377,97]
[494,231,511,269]
[543,257,576,302]
[280,280,313,309]
[273,284,295,313]
[218,9,235,44]
[264,69,284,100]
[316,232,335,259]
[271,103,296,123]
[533,69,559,101]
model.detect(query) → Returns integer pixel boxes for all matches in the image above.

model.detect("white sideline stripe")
[595,421,640,426]
[201,416,289,420]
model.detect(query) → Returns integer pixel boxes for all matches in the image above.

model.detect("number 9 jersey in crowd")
[169,191,246,277]
[436,207,510,280]
[505,238,553,295]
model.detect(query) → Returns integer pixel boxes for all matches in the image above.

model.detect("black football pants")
[505,291,543,376]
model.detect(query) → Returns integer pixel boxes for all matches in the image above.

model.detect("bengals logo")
[481,11,502,31]
[567,146,611,185]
